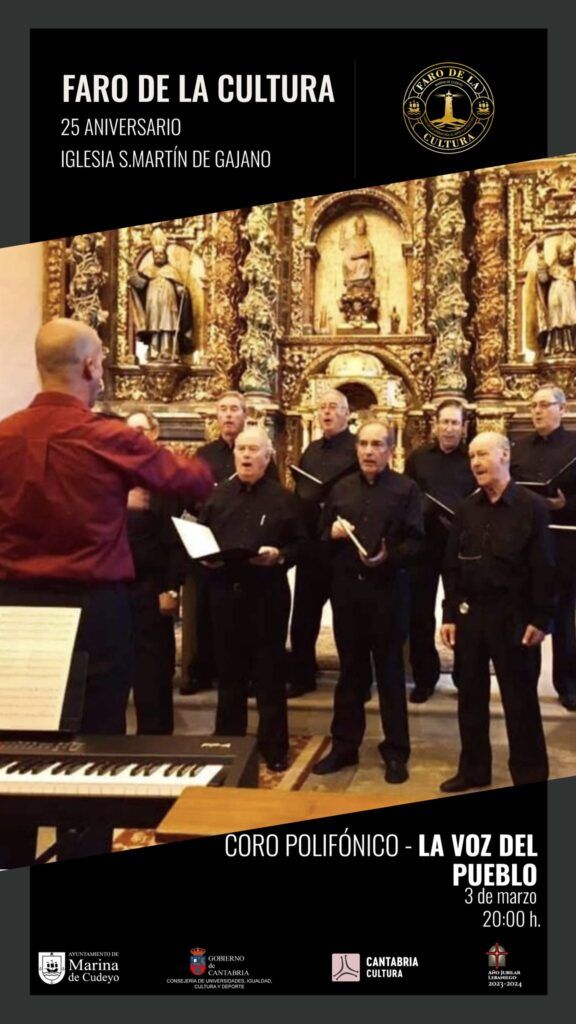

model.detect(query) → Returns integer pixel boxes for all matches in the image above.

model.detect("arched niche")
[288,347,418,470]
[302,191,412,336]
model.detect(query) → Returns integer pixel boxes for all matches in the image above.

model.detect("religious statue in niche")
[129,227,194,363]
[537,232,576,357]
[338,214,380,332]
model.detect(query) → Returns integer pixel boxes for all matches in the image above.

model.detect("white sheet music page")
[171,516,220,559]
[0,606,81,730]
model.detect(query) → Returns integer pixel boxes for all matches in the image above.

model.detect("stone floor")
[159,660,576,806]
[36,651,576,858]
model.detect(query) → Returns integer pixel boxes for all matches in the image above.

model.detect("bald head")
[35,318,106,406]
[234,426,273,484]
[469,431,511,495]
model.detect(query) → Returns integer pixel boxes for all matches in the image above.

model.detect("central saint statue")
[338,214,379,332]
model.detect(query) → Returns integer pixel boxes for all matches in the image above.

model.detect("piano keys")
[0,734,259,829]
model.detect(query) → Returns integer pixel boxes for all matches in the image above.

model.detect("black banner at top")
[30,27,547,240]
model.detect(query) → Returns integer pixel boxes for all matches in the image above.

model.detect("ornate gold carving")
[281,345,324,405]
[117,228,132,363]
[471,168,508,397]
[326,352,382,377]
[140,365,190,403]
[109,370,148,403]
[403,346,435,402]
[411,180,427,334]
[281,415,301,487]
[427,174,470,395]
[108,364,190,403]
[281,340,432,409]
[44,169,576,452]
[475,410,513,434]
[503,372,548,400]
[290,198,306,335]
[43,239,67,321]
[506,182,519,356]
[405,412,429,455]
[175,373,219,403]
[207,209,244,394]
[310,187,408,238]
[386,181,410,204]
[66,233,108,330]
[536,160,576,222]
[541,365,576,396]
[162,440,201,459]
[239,204,281,395]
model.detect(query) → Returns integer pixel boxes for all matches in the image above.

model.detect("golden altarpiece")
[43,155,576,473]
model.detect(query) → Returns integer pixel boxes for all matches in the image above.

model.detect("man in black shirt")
[312,421,424,783]
[441,432,553,793]
[183,391,277,695]
[510,385,576,711]
[200,427,306,771]
[405,400,475,703]
[288,389,360,698]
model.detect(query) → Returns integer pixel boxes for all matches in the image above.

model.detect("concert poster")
[0,3,575,1019]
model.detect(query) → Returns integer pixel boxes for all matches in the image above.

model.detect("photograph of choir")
[1,155,576,865]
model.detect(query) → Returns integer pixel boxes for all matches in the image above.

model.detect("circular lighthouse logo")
[403,61,495,153]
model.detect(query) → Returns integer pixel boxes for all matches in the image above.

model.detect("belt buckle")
[458,601,470,615]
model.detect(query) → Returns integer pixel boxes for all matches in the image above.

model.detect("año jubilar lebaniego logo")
[403,61,494,153]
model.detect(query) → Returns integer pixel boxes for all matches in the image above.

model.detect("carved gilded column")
[207,209,244,394]
[427,173,470,398]
[65,233,109,331]
[471,168,508,398]
[302,242,319,335]
[411,179,427,335]
[43,239,67,321]
[290,198,306,335]
[239,204,280,398]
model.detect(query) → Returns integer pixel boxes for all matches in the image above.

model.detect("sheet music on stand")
[0,606,81,732]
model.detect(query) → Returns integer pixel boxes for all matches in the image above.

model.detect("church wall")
[0,241,43,417]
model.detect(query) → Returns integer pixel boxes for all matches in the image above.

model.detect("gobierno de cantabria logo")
[38,952,66,985]
[403,61,494,153]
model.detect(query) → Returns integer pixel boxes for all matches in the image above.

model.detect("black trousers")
[551,573,576,701]
[130,577,175,734]
[290,546,372,691]
[455,605,548,785]
[408,561,442,691]
[289,546,331,685]
[209,575,290,763]
[0,581,133,868]
[331,573,411,762]
[408,560,460,691]
[188,570,217,686]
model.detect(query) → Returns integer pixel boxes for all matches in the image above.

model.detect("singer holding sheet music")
[199,427,306,772]
[404,400,475,703]
[182,391,278,696]
[510,386,576,711]
[312,421,424,783]
[287,389,360,698]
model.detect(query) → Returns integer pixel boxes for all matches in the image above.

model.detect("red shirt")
[0,392,213,581]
